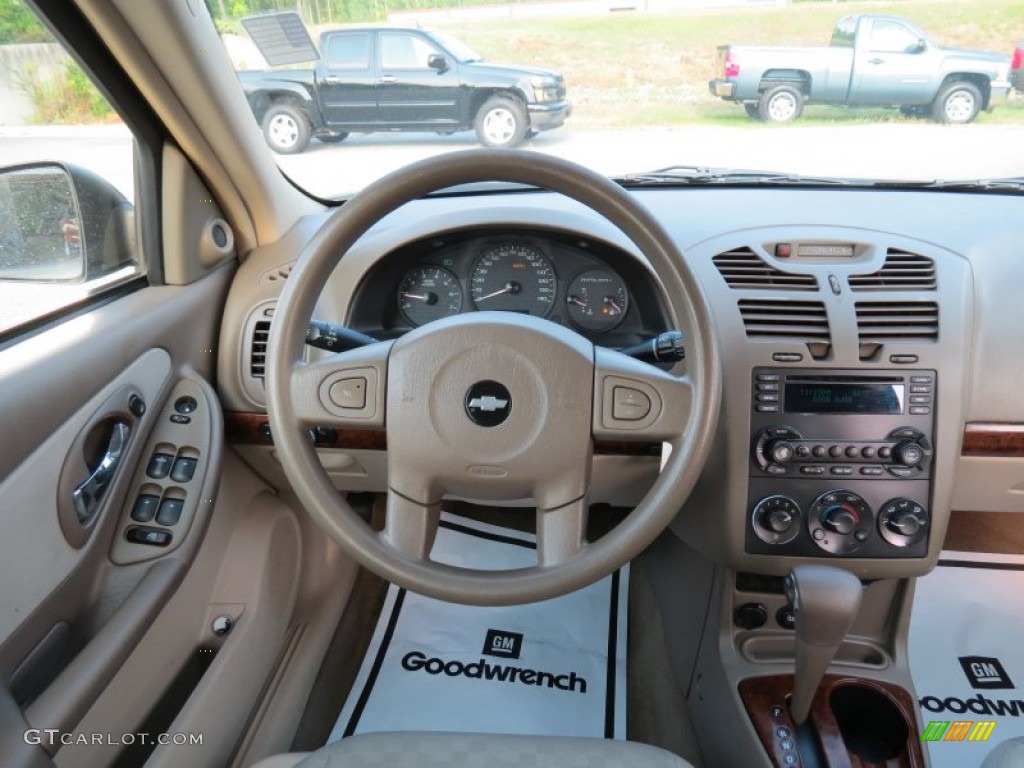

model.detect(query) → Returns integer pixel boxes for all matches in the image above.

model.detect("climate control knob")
[808,490,873,554]
[878,498,928,547]
[751,495,802,545]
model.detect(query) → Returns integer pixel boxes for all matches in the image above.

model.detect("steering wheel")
[266,150,720,606]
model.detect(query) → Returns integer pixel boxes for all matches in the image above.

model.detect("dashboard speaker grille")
[849,250,936,291]
[250,320,270,378]
[713,248,817,290]
[856,301,939,346]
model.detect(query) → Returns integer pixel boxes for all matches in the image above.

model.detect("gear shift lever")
[783,565,862,724]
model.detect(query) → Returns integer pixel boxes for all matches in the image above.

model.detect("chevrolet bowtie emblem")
[465,381,512,427]
[468,396,509,412]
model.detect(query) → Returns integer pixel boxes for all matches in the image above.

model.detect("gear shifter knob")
[783,565,862,724]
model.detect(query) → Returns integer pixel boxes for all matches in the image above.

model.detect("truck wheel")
[262,103,311,154]
[932,81,982,124]
[475,96,528,148]
[744,103,762,121]
[758,85,804,123]
[318,132,349,144]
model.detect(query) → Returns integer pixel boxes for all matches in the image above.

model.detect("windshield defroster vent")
[856,301,938,359]
[849,250,936,291]
[713,248,817,291]
[250,320,271,379]
[738,298,831,359]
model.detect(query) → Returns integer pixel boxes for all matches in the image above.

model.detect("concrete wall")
[0,43,71,126]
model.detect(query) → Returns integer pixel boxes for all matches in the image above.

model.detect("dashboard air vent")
[713,248,817,291]
[250,320,270,378]
[856,301,938,358]
[738,299,830,359]
[849,250,936,291]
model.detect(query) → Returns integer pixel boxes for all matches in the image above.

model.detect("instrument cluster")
[348,228,668,344]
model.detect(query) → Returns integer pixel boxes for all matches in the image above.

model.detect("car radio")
[746,368,935,558]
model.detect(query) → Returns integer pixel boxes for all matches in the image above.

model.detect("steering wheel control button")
[612,386,651,421]
[174,396,198,414]
[126,526,172,547]
[146,452,174,479]
[330,377,368,410]
[156,498,185,527]
[464,381,512,427]
[170,457,198,483]
[131,494,160,523]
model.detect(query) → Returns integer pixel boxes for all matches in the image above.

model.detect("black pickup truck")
[237,19,571,153]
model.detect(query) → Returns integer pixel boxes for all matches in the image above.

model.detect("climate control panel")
[746,368,935,559]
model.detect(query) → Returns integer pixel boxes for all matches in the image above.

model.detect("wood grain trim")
[223,411,660,456]
[962,422,1024,457]
[739,674,925,768]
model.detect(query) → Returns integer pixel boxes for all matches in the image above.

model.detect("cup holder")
[830,683,909,761]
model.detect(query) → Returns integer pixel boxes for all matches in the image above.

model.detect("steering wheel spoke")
[536,496,589,567]
[381,490,442,560]
[592,347,692,442]
[289,341,391,428]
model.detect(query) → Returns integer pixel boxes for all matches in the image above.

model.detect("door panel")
[376,31,462,126]
[319,31,379,129]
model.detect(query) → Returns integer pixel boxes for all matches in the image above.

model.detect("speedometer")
[470,242,556,316]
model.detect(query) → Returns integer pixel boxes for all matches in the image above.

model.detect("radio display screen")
[784,382,905,414]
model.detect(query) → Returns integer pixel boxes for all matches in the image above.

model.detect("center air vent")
[250,320,270,378]
[738,299,831,359]
[855,301,938,359]
[849,250,936,291]
[713,248,817,291]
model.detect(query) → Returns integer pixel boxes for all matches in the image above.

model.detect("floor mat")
[327,513,629,744]
[909,551,1024,767]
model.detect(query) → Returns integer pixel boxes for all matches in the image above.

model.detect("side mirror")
[427,53,449,72]
[911,38,927,54]
[0,162,134,283]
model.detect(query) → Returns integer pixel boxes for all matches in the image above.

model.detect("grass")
[428,0,1024,129]
[18,59,114,125]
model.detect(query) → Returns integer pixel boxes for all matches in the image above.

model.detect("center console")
[746,368,935,559]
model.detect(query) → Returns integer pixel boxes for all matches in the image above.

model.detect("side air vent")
[738,299,831,359]
[849,250,936,291]
[250,320,271,378]
[856,301,938,358]
[258,262,294,285]
[713,248,818,290]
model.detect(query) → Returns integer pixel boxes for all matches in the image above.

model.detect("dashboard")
[217,185,1024,581]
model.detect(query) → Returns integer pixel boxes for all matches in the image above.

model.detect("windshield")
[429,30,484,64]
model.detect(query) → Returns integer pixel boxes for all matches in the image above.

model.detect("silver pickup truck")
[709,15,1011,124]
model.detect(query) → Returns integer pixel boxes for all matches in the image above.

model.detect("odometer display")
[470,242,556,316]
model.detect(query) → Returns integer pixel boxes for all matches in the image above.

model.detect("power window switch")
[146,453,174,479]
[131,494,160,523]
[126,526,172,547]
[156,498,185,527]
[170,457,198,483]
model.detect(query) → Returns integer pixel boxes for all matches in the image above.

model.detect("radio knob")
[894,441,925,467]
[768,440,796,464]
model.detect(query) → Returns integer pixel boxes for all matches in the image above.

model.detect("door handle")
[72,421,130,525]
[868,58,885,65]
[379,75,398,83]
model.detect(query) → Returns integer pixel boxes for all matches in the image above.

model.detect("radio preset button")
[796,445,810,458]
[829,445,843,458]
[861,446,876,458]
[812,446,826,458]
[878,447,892,459]
[845,446,859,458]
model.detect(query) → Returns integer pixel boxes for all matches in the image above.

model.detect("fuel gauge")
[566,269,629,332]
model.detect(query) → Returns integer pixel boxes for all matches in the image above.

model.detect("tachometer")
[397,266,463,326]
[566,269,629,331]
[470,242,556,316]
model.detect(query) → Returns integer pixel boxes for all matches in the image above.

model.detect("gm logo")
[959,656,1015,690]
[482,629,523,660]
[922,720,996,742]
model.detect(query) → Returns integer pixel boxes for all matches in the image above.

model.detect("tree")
[0,0,51,44]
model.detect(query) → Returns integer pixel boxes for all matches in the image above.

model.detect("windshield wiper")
[907,177,1024,192]
[615,166,863,187]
